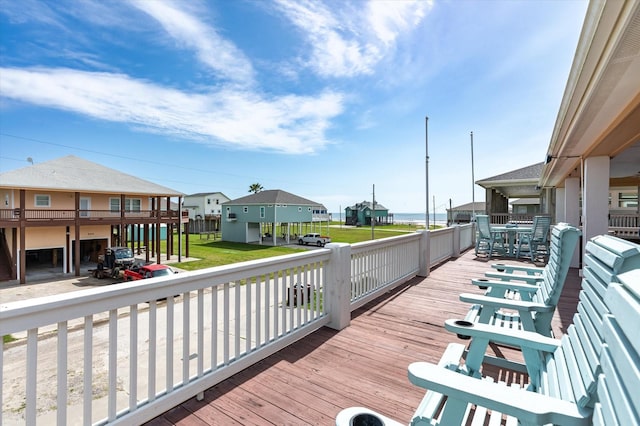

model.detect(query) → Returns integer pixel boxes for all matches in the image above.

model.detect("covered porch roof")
[540,0,640,189]
[476,162,543,199]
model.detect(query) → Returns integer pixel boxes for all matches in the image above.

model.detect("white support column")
[555,188,566,223]
[564,177,581,268]
[583,156,610,247]
[325,242,351,330]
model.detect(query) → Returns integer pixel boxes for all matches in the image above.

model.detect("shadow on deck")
[147,249,581,425]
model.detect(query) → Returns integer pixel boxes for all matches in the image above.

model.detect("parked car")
[123,264,176,281]
[297,233,332,247]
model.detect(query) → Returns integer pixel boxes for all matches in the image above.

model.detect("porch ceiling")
[541,0,640,188]
[483,182,540,199]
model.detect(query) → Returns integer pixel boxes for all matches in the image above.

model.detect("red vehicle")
[123,264,176,281]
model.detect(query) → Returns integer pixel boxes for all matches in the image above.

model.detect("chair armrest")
[460,293,554,312]
[471,279,540,295]
[444,319,560,352]
[484,271,543,283]
[407,362,591,426]
[491,263,544,275]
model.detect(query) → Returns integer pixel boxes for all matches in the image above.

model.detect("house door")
[80,197,91,217]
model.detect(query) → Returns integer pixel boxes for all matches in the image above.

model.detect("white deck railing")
[1,225,475,425]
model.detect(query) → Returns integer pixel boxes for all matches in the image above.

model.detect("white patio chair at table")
[474,215,504,258]
[516,215,551,261]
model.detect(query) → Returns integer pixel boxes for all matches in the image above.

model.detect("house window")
[243,206,248,213]
[110,198,141,212]
[216,199,219,204]
[260,206,265,218]
[34,194,50,207]
[298,207,302,212]
[126,198,141,212]
[618,192,638,208]
[110,198,120,212]
[207,199,211,205]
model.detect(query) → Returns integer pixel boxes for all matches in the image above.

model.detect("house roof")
[476,162,543,199]
[478,163,544,183]
[347,201,389,212]
[224,189,325,207]
[186,192,229,198]
[446,202,486,212]
[0,155,183,196]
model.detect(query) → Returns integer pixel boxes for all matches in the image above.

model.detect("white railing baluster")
[265,276,271,344]
[223,282,230,365]
[317,263,321,314]
[282,272,288,335]
[129,305,138,413]
[166,296,174,392]
[234,281,240,360]
[182,292,190,386]
[108,309,117,421]
[197,289,204,378]
[83,316,93,425]
[148,301,156,402]
[57,321,68,425]
[273,274,279,339]
[256,276,262,348]
[246,279,252,354]
[26,328,37,425]
[211,286,218,369]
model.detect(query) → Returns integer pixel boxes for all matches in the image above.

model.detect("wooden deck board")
[148,250,581,425]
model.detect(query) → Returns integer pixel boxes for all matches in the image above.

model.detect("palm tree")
[248,183,263,193]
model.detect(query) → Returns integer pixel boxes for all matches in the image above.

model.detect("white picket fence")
[0,225,474,425]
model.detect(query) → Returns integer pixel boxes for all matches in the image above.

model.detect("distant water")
[331,212,447,226]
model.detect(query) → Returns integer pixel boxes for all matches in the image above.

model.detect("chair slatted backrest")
[527,235,639,409]
[531,215,551,242]
[596,270,640,425]
[531,224,566,303]
[476,215,492,239]
[527,224,580,332]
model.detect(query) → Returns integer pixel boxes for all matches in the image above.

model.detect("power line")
[0,132,319,188]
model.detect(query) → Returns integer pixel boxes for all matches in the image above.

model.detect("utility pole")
[425,116,430,230]
[471,131,476,220]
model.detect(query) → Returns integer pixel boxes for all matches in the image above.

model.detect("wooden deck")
[147,249,581,425]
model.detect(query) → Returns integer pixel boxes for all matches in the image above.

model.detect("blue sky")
[0,0,588,214]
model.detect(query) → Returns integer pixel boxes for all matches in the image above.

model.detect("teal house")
[345,201,392,226]
[221,189,330,245]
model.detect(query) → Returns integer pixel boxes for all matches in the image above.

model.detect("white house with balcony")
[183,192,230,234]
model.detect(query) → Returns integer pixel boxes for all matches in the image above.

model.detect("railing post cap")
[325,242,350,249]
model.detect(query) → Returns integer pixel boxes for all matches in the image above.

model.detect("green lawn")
[168,239,305,271]
[323,224,417,243]
[167,223,430,271]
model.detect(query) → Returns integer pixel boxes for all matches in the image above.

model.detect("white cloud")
[1,67,344,154]
[128,0,255,85]
[274,0,430,78]
[367,1,431,46]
